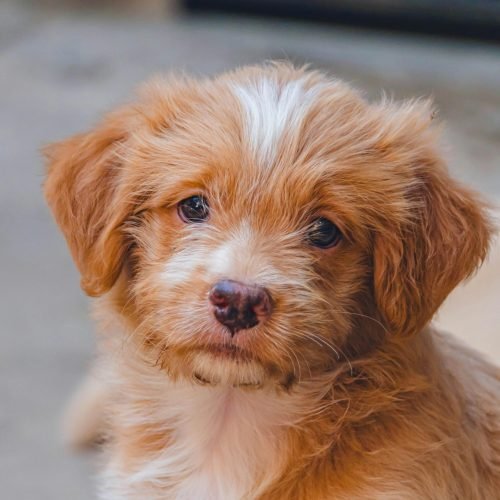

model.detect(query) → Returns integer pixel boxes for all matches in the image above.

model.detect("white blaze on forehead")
[233,76,324,165]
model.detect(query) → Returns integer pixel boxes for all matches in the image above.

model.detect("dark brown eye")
[177,195,209,223]
[307,217,342,248]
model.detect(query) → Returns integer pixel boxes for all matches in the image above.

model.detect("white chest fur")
[102,380,298,499]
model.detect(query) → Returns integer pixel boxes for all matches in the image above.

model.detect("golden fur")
[44,63,500,499]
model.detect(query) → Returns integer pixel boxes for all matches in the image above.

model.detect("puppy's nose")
[208,280,273,335]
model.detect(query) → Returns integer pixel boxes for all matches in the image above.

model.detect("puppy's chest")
[133,383,291,499]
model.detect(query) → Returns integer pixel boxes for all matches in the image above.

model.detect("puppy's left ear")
[44,105,138,297]
[373,102,494,337]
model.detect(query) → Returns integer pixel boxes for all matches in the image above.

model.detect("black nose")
[208,280,273,335]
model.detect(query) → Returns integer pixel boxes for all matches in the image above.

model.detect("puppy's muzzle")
[208,280,273,335]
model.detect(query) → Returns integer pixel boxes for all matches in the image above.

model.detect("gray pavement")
[1,2,499,498]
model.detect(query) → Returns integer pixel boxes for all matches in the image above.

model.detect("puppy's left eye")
[177,195,210,223]
[307,217,342,249]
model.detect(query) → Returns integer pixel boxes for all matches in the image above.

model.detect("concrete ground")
[1,2,499,498]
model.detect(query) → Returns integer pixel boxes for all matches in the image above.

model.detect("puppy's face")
[44,64,491,387]
[122,94,369,385]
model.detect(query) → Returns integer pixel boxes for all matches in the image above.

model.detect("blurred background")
[1,0,499,498]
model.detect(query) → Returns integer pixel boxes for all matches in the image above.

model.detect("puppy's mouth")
[202,343,254,361]
[193,328,258,362]
[190,340,265,387]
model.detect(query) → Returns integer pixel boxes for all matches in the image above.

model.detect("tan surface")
[437,232,500,363]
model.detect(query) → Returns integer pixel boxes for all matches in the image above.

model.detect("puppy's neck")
[115,373,300,498]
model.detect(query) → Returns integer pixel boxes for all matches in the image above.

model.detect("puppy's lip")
[199,342,254,361]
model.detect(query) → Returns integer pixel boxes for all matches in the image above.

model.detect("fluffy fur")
[44,63,500,499]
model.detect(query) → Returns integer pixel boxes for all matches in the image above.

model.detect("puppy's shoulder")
[432,328,500,489]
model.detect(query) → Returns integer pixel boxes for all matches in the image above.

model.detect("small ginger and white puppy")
[44,63,500,499]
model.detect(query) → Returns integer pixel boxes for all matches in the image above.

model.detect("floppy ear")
[44,106,138,297]
[373,105,493,337]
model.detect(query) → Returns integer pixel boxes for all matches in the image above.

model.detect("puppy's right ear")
[44,106,138,297]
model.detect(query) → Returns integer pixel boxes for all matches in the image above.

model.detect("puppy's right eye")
[177,195,210,223]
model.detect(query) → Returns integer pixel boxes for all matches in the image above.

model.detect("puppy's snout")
[208,280,273,335]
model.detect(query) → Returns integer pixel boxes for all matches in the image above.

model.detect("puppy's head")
[44,64,492,387]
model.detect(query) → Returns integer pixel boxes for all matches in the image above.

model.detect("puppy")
[44,63,500,499]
